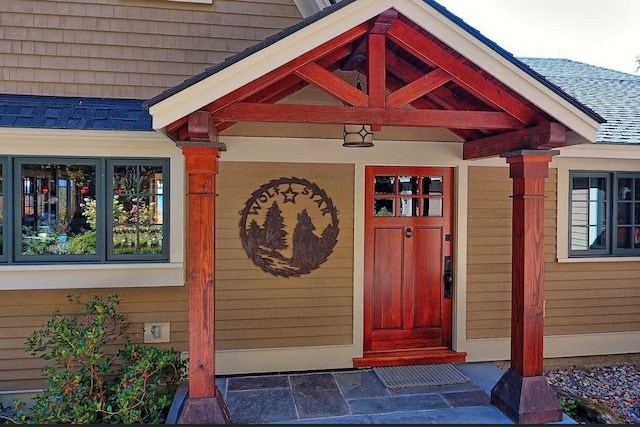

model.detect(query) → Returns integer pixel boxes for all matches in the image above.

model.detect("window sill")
[557,256,640,263]
[0,263,184,290]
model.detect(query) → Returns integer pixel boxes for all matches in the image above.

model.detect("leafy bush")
[0,294,186,424]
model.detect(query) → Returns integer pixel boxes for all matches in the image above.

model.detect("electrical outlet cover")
[143,322,170,343]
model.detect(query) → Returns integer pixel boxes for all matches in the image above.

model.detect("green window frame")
[0,158,7,262]
[1,156,169,264]
[569,171,640,257]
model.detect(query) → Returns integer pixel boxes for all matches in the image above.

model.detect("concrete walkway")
[214,362,577,424]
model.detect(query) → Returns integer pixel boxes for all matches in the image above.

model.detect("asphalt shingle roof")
[0,95,152,131]
[520,58,640,144]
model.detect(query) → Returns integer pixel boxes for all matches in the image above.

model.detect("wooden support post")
[490,150,563,424]
[174,111,230,424]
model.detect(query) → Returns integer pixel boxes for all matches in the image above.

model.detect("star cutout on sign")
[281,185,299,203]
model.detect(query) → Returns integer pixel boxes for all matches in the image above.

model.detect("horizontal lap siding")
[467,165,640,339]
[0,0,301,99]
[215,161,354,350]
[0,287,187,392]
[545,263,640,334]
[466,167,513,338]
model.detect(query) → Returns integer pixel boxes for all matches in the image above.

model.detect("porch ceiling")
[149,2,604,160]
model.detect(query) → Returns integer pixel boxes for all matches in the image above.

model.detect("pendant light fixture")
[343,73,374,148]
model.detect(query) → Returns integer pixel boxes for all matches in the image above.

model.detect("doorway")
[356,166,464,366]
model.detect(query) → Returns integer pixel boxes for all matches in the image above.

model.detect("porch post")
[175,111,230,424]
[490,150,563,424]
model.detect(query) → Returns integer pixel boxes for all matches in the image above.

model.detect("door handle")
[444,255,453,299]
[405,227,413,238]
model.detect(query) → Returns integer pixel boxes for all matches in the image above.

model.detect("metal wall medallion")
[239,177,340,277]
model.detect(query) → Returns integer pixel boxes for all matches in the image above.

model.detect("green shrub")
[0,294,187,424]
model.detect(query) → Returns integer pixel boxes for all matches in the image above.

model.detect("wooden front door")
[362,166,455,360]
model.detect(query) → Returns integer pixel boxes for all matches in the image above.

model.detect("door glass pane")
[423,176,443,195]
[374,199,394,216]
[398,176,419,195]
[374,176,395,194]
[399,197,418,217]
[422,198,443,217]
[20,162,97,255]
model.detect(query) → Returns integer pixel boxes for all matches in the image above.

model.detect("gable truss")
[167,9,565,159]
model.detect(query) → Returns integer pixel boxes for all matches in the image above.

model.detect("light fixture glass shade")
[343,124,374,147]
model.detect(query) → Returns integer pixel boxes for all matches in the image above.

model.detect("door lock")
[405,227,413,238]
[444,255,453,299]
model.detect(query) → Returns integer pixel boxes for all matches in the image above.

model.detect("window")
[0,158,6,262]
[569,171,640,257]
[1,157,169,264]
[373,174,443,217]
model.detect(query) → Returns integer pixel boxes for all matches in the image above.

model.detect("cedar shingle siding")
[0,0,301,99]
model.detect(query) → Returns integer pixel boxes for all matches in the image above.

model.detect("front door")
[363,166,454,358]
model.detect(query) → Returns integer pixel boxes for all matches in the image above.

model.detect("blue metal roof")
[0,95,152,131]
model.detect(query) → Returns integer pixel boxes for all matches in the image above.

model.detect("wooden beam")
[367,10,396,108]
[463,122,566,160]
[215,48,350,132]
[385,75,479,141]
[214,102,523,129]
[246,46,352,104]
[386,68,451,107]
[368,33,386,108]
[187,110,218,142]
[294,62,369,106]
[201,23,368,116]
[388,20,539,125]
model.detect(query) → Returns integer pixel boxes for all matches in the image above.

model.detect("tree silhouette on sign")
[261,201,288,254]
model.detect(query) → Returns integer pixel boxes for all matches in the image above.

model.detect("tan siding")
[0,287,187,392]
[467,165,640,340]
[466,166,512,338]
[0,0,301,99]
[215,161,354,350]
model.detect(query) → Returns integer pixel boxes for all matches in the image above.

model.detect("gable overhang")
[145,0,603,158]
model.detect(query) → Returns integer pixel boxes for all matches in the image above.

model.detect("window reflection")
[20,162,96,255]
[112,164,164,255]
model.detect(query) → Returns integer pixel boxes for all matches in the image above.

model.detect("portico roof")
[144,0,603,159]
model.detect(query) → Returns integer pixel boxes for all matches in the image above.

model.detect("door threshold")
[353,348,467,368]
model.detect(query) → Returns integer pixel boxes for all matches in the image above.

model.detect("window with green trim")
[0,157,169,263]
[0,158,6,262]
[570,171,640,257]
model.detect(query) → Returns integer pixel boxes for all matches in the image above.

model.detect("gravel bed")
[544,364,640,424]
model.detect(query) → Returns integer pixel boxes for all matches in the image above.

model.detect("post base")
[491,368,563,424]
[168,381,231,424]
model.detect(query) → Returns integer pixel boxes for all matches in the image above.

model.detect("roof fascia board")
[148,0,392,130]
[392,0,601,142]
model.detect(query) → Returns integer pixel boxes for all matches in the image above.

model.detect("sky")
[434,0,640,74]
